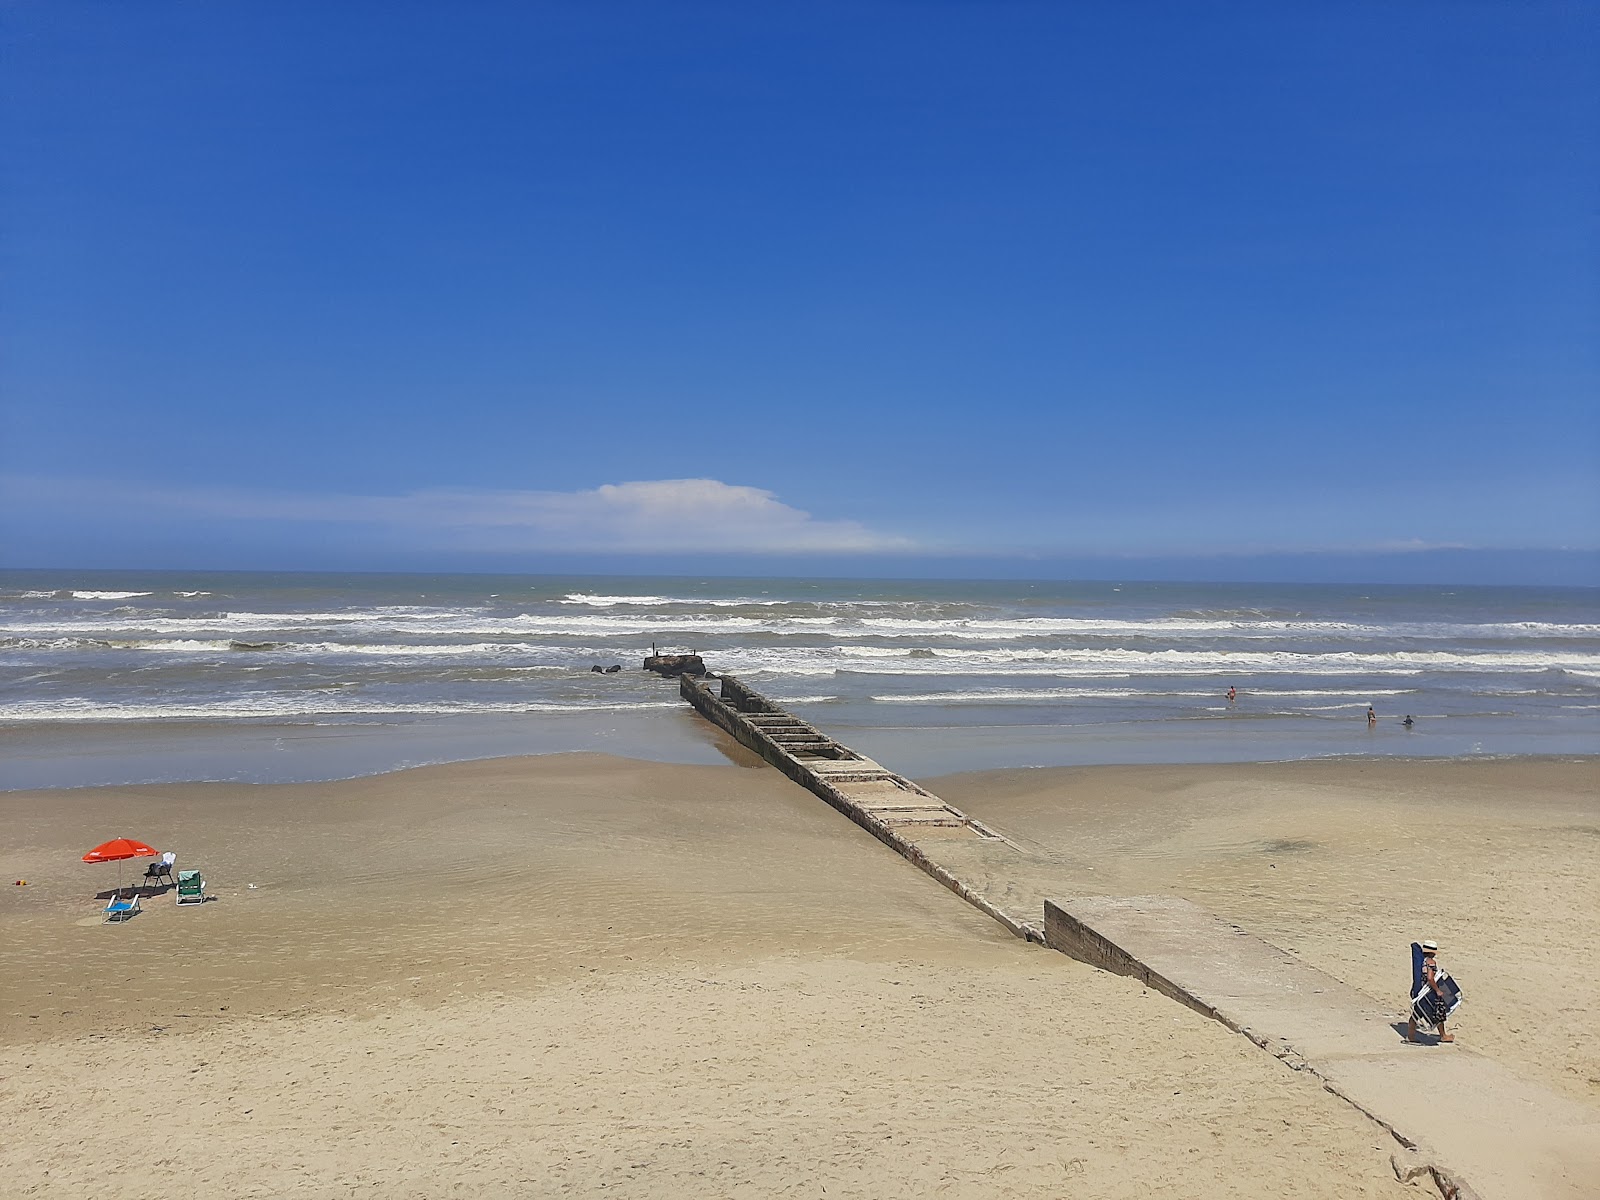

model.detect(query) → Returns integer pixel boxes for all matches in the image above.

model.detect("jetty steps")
[679,672,1600,1200]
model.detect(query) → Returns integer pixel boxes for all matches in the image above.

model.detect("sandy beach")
[7,0,1596,1191]
[1,749,1594,1197]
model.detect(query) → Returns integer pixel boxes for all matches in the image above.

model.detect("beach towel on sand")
[1410,942,1462,1029]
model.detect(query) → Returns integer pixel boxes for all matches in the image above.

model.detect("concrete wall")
[1043,900,1225,1024]
[715,675,779,714]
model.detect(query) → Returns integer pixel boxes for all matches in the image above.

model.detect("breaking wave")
[3,576,1595,744]
[0,697,686,722]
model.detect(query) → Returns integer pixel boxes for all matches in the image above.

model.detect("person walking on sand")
[1408,941,1460,1043]
[1367,705,1377,728]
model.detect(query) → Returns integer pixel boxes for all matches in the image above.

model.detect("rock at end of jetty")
[643,653,707,677]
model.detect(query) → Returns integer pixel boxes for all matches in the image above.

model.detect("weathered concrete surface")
[1046,898,1600,1200]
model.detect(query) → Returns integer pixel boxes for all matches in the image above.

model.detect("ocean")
[3,569,1596,789]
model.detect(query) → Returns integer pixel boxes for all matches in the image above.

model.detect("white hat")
[1421,940,1438,952]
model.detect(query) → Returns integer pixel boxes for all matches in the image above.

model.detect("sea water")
[2,570,1596,788]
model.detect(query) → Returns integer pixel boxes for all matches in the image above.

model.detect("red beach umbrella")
[82,837,158,864]
[83,837,158,896]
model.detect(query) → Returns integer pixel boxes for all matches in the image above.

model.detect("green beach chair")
[176,869,205,906]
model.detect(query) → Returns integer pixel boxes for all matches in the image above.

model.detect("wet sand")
[0,751,1412,1198]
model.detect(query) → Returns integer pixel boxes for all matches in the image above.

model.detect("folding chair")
[176,869,206,906]
[104,892,141,923]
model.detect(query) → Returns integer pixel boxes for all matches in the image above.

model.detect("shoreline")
[4,703,1594,791]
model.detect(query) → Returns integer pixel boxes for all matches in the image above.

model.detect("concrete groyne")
[680,673,1040,939]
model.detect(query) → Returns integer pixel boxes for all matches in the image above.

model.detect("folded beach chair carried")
[1409,942,1462,1029]
[175,869,205,906]
[103,892,140,923]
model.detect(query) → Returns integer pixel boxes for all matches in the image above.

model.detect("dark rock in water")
[604,664,622,674]
[909,648,937,658]
[643,653,707,677]
[229,641,276,651]
[590,664,604,673]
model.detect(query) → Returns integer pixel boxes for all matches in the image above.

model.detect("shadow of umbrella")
[83,837,158,900]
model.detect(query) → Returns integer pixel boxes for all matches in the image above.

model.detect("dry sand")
[933,756,1600,1107]
[0,751,1416,1199]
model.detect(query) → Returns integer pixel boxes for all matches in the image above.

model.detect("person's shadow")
[1390,1020,1445,1045]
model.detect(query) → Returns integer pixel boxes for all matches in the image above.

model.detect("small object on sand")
[14,879,25,886]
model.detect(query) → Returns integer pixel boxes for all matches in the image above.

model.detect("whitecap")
[0,696,687,721]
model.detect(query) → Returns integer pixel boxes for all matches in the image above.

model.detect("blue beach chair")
[103,892,140,923]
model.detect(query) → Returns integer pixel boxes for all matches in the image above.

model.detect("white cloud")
[398,478,911,552]
[4,475,912,554]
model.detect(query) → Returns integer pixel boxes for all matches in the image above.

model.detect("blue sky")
[3,2,1596,582]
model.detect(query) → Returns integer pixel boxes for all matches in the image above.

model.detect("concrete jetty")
[675,672,1600,1200]
[680,673,1043,938]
